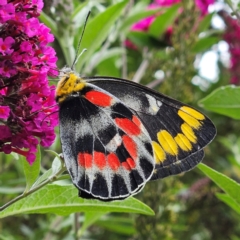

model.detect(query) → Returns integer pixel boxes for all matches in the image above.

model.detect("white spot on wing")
[146,94,162,114]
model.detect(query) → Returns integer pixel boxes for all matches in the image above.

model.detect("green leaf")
[128,31,160,48]
[198,163,240,205]
[87,47,124,73]
[148,4,180,38]
[96,216,136,235]
[191,36,220,53]
[30,168,53,189]
[96,57,120,77]
[0,184,154,218]
[120,8,162,33]
[197,13,214,33]
[71,2,90,22]
[75,0,128,72]
[216,193,240,214]
[31,153,65,189]
[199,85,240,119]
[78,212,106,236]
[51,156,63,176]
[21,145,41,192]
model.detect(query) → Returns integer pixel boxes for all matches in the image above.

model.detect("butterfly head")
[55,67,86,104]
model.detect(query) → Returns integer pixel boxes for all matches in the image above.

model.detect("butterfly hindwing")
[85,77,216,180]
[59,83,155,200]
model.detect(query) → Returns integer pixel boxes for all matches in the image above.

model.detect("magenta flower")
[221,11,240,85]
[0,126,12,140]
[126,0,215,49]
[154,0,180,6]
[195,0,215,15]
[0,36,14,55]
[0,106,10,119]
[0,0,58,164]
[131,16,155,32]
[131,0,180,33]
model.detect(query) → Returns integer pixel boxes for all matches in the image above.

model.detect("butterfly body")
[56,68,216,201]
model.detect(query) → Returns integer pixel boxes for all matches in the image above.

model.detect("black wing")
[85,77,216,180]
[59,83,154,200]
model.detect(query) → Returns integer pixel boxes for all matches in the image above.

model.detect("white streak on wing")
[60,119,79,179]
[119,94,143,111]
[75,118,92,139]
[89,112,113,134]
[105,133,122,152]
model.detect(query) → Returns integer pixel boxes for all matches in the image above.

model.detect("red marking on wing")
[122,158,136,171]
[132,115,142,128]
[85,90,112,107]
[107,153,121,171]
[123,135,137,160]
[78,153,92,168]
[115,118,141,136]
[94,151,106,170]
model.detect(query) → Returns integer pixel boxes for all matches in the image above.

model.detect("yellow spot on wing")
[181,123,197,143]
[152,141,166,163]
[181,106,205,120]
[174,133,192,151]
[157,130,178,156]
[178,110,201,129]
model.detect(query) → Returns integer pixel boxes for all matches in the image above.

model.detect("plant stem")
[0,166,66,212]
[132,47,151,83]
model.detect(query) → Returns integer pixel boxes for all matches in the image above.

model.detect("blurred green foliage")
[1,0,240,239]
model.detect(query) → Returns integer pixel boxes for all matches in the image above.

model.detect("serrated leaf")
[148,4,180,38]
[0,184,154,218]
[216,193,240,214]
[75,0,128,71]
[21,145,41,192]
[198,163,240,205]
[199,85,240,119]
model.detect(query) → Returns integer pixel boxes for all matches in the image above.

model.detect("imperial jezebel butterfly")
[55,67,216,201]
[55,11,216,201]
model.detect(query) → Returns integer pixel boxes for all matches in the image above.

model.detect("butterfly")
[55,66,216,201]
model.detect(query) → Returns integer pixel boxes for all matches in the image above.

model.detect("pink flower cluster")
[0,0,58,164]
[126,0,215,49]
[221,11,240,85]
[130,0,180,34]
[195,0,215,15]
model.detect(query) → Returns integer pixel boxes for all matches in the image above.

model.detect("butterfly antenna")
[71,11,91,70]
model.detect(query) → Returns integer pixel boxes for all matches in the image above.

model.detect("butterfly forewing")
[59,82,155,200]
[85,77,216,180]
